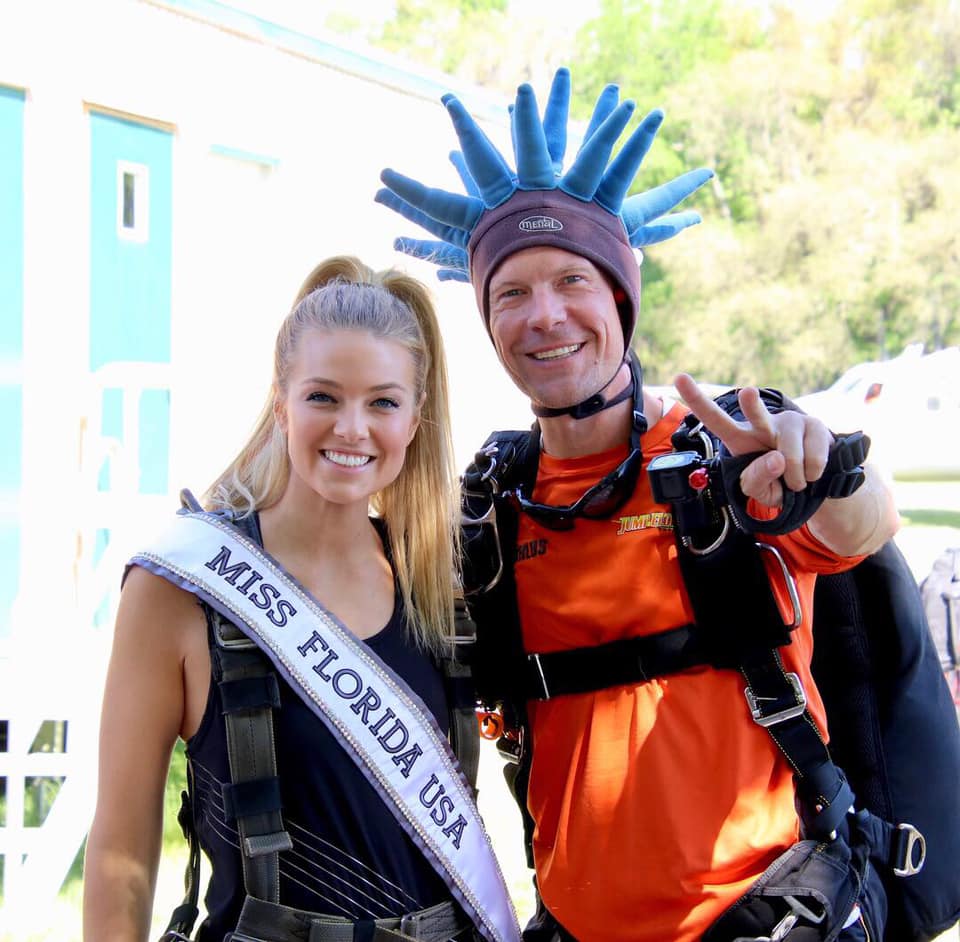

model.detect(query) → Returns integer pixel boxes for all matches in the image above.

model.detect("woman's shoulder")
[119,564,207,643]
[123,561,197,602]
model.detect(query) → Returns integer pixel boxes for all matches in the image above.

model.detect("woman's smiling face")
[276,327,421,509]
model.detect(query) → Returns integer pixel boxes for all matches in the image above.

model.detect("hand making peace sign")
[673,373,835,511]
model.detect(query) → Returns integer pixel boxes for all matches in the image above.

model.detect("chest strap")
[516,604,853,842]
[522,623,708,700]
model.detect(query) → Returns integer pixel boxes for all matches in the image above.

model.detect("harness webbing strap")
[736,649,854,840]
[674,518,855,840]
[137,509,520,942]
[219,674,281,712]
[159,764,202,940]
[234,896,472,942]
[676,529,795,659]
[213,613,293,901]
[522,623,708,700]
[439,595,481,795]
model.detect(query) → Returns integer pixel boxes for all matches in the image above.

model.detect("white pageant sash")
[131,510,520,942]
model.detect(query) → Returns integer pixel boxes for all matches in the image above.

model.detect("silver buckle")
[732,893,825,941]
[214,614,257,650]
[894,822,926,876]
[744,672,807,727]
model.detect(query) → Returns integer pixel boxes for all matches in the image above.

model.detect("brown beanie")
[468,189,641,343]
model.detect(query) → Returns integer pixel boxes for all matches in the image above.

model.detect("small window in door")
[116,161,149,242]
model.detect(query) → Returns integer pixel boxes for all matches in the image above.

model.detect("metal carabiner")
[460,497,505,594]
[893,822,927,876]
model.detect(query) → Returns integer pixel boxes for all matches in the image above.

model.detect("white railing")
[0,362,174,934]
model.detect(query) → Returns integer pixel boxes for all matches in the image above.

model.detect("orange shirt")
[514,403,860,942]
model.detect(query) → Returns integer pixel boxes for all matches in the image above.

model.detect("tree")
[349,0,960,391]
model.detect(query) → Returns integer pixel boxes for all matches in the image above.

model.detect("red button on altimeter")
[688,467,709,492]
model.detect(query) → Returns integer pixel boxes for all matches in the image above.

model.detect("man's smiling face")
[487,245,626,411]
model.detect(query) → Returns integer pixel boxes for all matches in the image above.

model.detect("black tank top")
[186,516,452,941]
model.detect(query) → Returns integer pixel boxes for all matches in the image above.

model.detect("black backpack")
[461,416,960,942]
[812,542,960,940]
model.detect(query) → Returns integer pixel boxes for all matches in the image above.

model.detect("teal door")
[0,87,25,639]
[89,112,173,497]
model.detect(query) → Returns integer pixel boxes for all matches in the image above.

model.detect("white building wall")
[0,0,530,920]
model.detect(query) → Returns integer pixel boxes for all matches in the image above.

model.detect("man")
[376,69,900,941]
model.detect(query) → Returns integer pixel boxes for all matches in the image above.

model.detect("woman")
[82,257,517,942]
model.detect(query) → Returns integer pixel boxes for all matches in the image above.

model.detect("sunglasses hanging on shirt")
[506,356,647,531]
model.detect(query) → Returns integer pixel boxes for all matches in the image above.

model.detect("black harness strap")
[165,492,482,938]
[160,762,202,941]
[441,594,482,794]
[521,623,708,700]
[161,496,291,939]
[211,600,294,902]
[460,391,928,942]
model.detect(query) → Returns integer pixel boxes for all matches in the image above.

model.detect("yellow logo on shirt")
[615,511,674,536]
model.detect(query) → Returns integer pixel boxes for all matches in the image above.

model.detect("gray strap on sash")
[213,612,293,902]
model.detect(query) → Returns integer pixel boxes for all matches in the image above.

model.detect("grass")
[899,508,960,529]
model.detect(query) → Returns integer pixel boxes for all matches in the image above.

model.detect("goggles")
[505,358,647,531]
[506,445,643,531]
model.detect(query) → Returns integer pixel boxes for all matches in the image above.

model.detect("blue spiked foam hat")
[376,68,714,344]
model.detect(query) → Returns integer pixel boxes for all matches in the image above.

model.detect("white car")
[795,345,960,480]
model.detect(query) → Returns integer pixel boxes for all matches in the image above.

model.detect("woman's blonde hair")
[205,256,459,651]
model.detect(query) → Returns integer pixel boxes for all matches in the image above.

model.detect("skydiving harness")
[154,493,501,942]
[460,389,928,941]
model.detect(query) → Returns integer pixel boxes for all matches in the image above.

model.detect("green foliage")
[164,740,190,851]
[610,0,960,390]
[573,0,752,108]
[378,0,510,80]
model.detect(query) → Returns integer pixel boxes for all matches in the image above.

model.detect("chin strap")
[531,355,640,420]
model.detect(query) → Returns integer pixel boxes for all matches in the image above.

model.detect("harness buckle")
[497,726,524,764]
[399,910,422,939]
[214,614,258,650]
[731,893,825,941]
[893,822,927,876]
[744,672,807,727]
